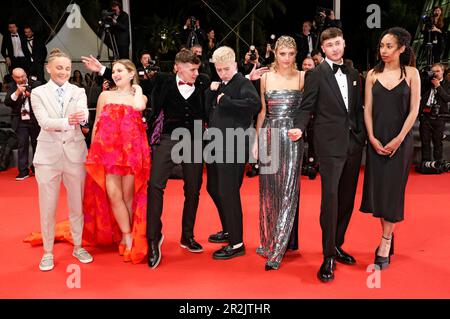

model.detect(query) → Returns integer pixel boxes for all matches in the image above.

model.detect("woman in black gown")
[360,27,421,269]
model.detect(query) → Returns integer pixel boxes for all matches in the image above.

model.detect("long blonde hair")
[112,59,140,88]
[271,35,298,72]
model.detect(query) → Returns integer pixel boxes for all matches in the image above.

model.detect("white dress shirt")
[47,79,74,130]
[176,75,195,99]
[11,33,25,58]
[325,57,348,111]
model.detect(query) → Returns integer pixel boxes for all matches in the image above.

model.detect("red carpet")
[1,167,449,299]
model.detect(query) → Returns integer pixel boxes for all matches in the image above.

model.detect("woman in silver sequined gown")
[253,36,305,270]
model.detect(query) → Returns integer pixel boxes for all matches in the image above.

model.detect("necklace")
[116,90,133,96]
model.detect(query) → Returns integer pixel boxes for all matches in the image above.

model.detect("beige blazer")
[31,82,89,165]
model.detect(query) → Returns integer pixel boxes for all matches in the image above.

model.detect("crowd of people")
[0,3,449,284]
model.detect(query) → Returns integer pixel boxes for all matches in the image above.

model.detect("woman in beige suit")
[31,48,93,271]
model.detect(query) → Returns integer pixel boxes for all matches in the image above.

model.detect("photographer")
[4,67,41,180]
[110,1,130,59]
[137,51,160,80]
[181,16,207,50]
[421,6,446,63]
[240,45,263,75]
[419,63,450,162]
[314,8,342,34]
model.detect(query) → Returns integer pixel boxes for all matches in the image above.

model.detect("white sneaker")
[39,253,54,271]
[72,248,93,264]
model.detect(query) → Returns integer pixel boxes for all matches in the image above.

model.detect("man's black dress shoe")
[335,247,356,265]
[180,237,203,253]
[147,234,164,269]
[317,257,336,283]
[208,231,229,243]
[213,244,245,260]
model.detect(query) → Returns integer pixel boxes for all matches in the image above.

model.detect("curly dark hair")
[374,27,416,79]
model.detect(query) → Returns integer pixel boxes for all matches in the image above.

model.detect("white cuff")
[99,65,106,76]
[11,92,19,101]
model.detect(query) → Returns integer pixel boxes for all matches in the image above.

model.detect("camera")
[301,157,319,180]
[268,34,276,47]
[24,84,32,93]
[99,10,115,27]
[416,160,450,174]
[249,45,257,61]
[189,16,197,29]
[422,15,434,31]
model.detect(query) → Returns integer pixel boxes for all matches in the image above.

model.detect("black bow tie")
[27,38,33,41]
[332,63,348,74]
[11,34,19,37]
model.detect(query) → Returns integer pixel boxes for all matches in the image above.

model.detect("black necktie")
[333,63,348,75]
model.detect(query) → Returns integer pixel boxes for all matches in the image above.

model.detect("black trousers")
[206,154,246,246]
[419,116,445,161]
[16,120,39,175]
[318,146,363,258]
[146,135,203,241]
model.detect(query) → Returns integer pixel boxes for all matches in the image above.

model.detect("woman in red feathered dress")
[83,59,150,264]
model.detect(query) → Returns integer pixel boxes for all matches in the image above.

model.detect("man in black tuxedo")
[205,46,260,260]
[295,21,318,67]
[419,63,450,162]
[145,49,210,269]
[23,26,47,83]
[1,21,31,74]
[110,1,130,59]
[288,28,366,282]
[4,68,41,180]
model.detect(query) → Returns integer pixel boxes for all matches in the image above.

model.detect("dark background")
[0,0,426,71]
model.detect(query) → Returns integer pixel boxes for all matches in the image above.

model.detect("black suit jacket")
[112,11,130,47]
[294,61,366,157]
[148,72,210,126]
[296,33,318,64]
[1,33,31,60]
[27,36,47,63]
[4,80,42,130]
[420,79,450,115]
[205,72,261,152]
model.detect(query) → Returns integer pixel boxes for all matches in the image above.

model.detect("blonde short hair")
[47,48,71,63]
[212,46,235,63]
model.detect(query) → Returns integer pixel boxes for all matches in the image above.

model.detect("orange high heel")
[118,244,126,256]
[123,248,132,262]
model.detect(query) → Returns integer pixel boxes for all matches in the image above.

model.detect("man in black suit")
[205,46,260,260]
[1,21,31,74]
[419,63,450,162]
[110,1,130,59]
[288,28,366,282]
[295,21,318,67]
[145,49,210,269]
[23,26,47,83]
[4,68,41,180]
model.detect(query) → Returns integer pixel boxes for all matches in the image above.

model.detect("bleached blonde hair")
[212,46,236,63]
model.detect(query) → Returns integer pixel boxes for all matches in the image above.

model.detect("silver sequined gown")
[258,90,304,269]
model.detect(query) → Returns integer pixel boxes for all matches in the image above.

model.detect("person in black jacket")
[419,62,450,162]
[24,26,47,83]
[4,68,41,180]
[111,1,130,59]
[205,46,261,260]
[1,21,31,74]
[145,49,210,268]
[288,28,366,283]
